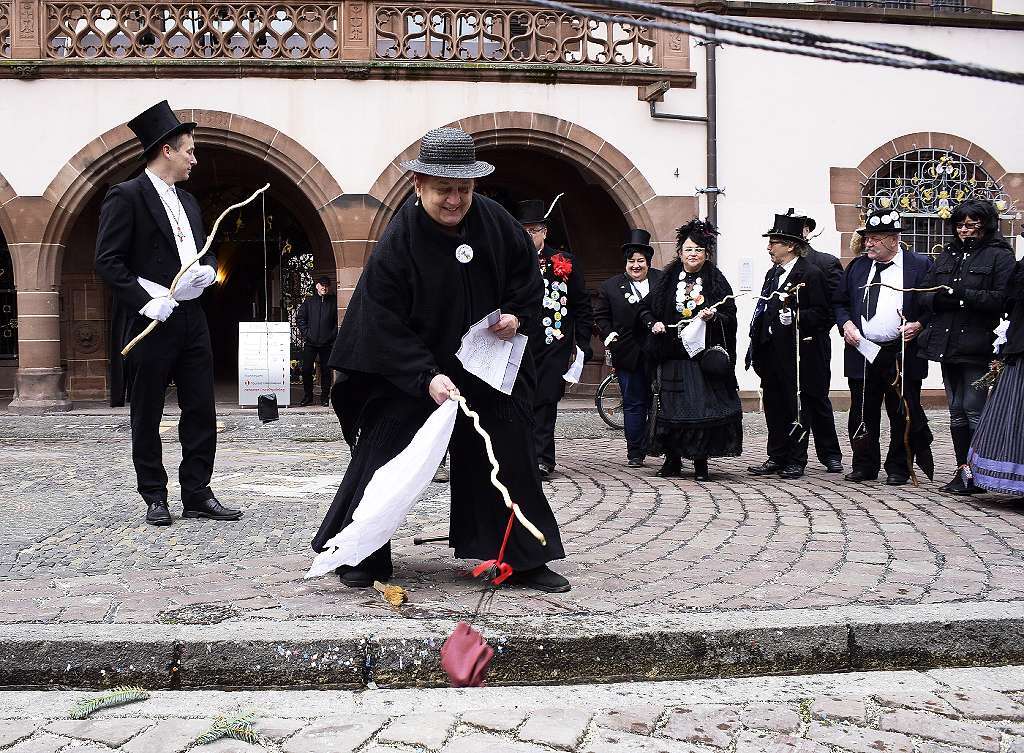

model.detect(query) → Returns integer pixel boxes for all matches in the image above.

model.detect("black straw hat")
[622,228,654,261]
[127,100,196,157]
[856,208,905,236]
[763,213,806,244]
[400,127,495,179]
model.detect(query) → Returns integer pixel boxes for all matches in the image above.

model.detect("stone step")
[3,601,1024,690]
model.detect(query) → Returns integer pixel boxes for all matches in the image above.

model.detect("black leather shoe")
[299,396,314,407]
[337,567,374,588]
[693,459,710,482]
[182,496,243,521]
[656,456,682,477]
[778,464,804,479]
[885,474,909,486]
[627,457,644,468]
[943,466,981,496]
[512,565,570,593]
[748,460,781,476]
[538,464,553,479]
[845,470,877,482]
[823,458,844,473]
[146,501,172,526]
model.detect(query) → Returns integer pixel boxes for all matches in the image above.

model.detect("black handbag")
[697,319,733,380]
[257,393,279,423]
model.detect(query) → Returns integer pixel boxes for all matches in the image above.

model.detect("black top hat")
[399,127,494,179]
[622,228,654,260]
[786,208,816,233]
[763,213,807,244]
[856,208,905,236]
[514,199,549,226]
[127,101,197,157]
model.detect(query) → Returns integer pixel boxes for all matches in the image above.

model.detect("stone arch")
[363,112,694,268]
[829,132,1024,261]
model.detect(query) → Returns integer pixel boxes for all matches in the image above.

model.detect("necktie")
[863,260,894,321]
[751,266,782,338]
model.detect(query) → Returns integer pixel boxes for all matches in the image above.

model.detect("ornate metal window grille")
[280,244,314,355]
[0,241,16,360]
[862,149,1018,257]
[0,3,10,58]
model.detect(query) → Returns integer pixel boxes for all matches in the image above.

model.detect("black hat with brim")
[622,228,654,260]
[127,100,197,157]
[514,199,549,226]
[400,127,495,179]
[762,213,806,244]
[856,208,905,235]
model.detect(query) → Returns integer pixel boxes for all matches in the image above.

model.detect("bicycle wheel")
[596,374,624,430]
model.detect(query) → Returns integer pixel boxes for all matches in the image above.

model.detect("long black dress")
[311,194,566,579]
[641,259,743,460]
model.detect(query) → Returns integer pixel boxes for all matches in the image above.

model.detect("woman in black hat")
[641,219,742,480]
[593,229,663,466]
[313,127,569,593]
[917,199,1016,494]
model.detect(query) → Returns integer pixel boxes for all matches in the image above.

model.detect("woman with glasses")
[918,199,1016,495]
[641,219,742,480]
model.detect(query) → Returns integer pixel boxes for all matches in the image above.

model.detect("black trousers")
[301,342,333,401]
[126,301,216,507]
[848,349,926,478]
[533,401,558,468]
[803,345,842,464]
[759,365,810,468]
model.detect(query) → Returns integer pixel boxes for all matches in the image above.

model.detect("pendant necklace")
[158,188,186,244]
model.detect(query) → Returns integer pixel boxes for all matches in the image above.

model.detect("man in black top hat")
[313,127,569,593]
[516,198,594,478]
[785,209,844,474]
[296,275,338,406]
[594,229,662,466]
[746,212,832,479]
[95,101,242,527]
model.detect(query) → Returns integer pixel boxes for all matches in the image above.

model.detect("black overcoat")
[593,268,663,373]
[94,173,213,407]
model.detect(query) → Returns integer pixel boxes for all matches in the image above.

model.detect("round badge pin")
[455,244,474,263]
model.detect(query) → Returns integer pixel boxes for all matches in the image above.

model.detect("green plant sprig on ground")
[68,686,151,719]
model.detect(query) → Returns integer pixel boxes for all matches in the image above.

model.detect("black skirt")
[649,357,743,460]
[969,358,1024,495]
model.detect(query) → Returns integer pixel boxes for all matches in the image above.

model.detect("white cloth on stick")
[679,317,707,357]
[562,346,585,384]
[305,399,459,579]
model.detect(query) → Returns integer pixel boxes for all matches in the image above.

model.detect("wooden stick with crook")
[121,183,270,356]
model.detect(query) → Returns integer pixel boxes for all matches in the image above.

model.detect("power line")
[526,0,1024,85]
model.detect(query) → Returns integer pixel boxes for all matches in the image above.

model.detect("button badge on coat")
[455,244,474,263]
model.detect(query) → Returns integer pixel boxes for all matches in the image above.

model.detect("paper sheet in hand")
[306,399,458,579]
[456,310,527,395]
[562,346,585,384]
[856,338,881,364]
[680,318,707,358]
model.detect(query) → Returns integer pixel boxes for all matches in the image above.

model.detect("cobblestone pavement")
[2,666,1024,752]
[3,409,1024,624]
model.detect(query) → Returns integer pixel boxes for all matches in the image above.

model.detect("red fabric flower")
[551,253,573,280]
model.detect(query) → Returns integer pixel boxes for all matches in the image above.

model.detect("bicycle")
[595,350,624,430]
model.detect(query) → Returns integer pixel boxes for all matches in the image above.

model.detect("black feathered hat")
[127,100,197,158]
[622,228,654,261]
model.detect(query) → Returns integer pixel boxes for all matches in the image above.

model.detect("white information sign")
[238,322,291,407]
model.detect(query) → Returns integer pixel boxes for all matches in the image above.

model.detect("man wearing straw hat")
[95,101,242,527]
[312,127,569,593]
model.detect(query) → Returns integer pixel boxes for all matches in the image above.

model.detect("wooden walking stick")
[121,183,270,356]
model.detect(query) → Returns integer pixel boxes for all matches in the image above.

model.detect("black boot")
[693,458,710,481]
[656,454,682,477]
[950,424,973,468]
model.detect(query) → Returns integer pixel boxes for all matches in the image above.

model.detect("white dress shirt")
[630,278,650,299]
[775,256,799,291]
[138,170,206,309]
[862,250,904,343]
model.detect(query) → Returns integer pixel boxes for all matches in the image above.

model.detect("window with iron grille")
[0,238,15,359]
[862,149,1018,257]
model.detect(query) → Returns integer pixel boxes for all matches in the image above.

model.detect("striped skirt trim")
[969,358,1024,495]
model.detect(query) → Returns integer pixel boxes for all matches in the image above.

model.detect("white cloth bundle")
[306,399,459,579]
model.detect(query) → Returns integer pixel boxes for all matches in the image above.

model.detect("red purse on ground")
[440,621,494,687]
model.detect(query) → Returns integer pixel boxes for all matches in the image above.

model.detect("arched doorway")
[59,145,333,402]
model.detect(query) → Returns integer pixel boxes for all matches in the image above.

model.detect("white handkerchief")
[306,399,459,579]
[562,346,585,384]
[456,310,527,395]
[680,318,707,358]
[856,338,881,364]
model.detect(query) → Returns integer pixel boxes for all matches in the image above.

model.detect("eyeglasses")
[681,247,707,254]
[525,227,546,235]
[955,221,982,229]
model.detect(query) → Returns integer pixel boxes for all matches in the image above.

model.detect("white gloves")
[141,296,178,322]
[778,308,794,326]
[188,265,217,289]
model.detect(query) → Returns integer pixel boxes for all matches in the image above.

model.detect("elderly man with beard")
[312,127,569,594]
[594,229,662,467]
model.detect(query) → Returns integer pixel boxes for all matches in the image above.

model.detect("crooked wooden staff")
[121,183,271,357]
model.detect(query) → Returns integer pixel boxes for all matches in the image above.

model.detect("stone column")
[11,0,43,58]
